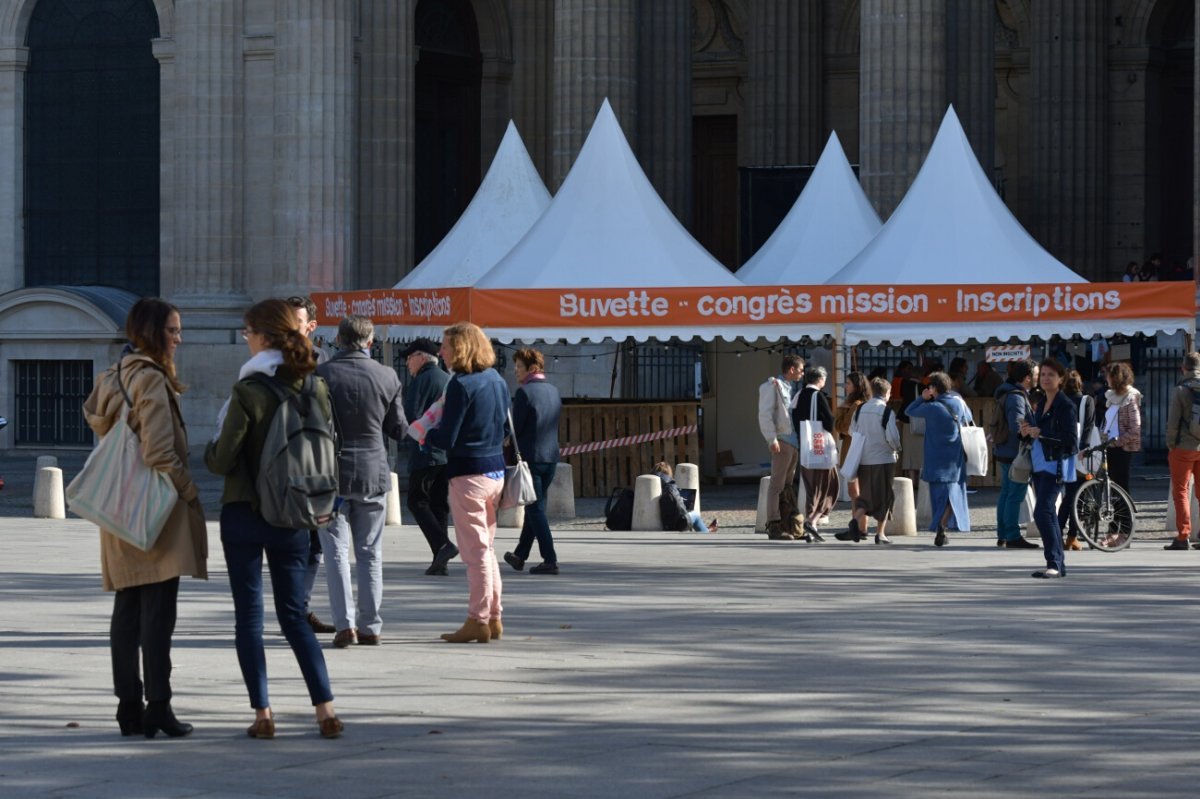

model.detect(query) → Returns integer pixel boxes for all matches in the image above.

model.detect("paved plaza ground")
[1,450,1198,797]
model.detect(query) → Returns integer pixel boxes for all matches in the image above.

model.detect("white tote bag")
[799,391,838,470]
[959,421,989,477]
[1075,396,1103,474]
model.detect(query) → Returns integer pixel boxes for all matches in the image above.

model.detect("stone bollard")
[916,480,931,527]
[890,477,917,536]
[674,462,701,515]
[34,466,66,519]
[385,472,403,526]
[1164,477,1200,537]
[36,455,58,471]
[754,476,771,533]
[631,473,662,531]
[547,462,576,520]
[497,504,525,530]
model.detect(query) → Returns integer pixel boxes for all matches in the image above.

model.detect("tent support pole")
[833,324,845,409]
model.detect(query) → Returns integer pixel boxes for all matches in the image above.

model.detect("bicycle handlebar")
[1079,438,1120,458]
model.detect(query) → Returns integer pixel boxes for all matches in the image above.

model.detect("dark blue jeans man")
[512,462,558,565]
[1032,471,1066,575]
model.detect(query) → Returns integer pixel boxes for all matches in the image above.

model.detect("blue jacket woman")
[906,371,974,545]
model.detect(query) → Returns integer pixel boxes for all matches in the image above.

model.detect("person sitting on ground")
[652,462,716,532]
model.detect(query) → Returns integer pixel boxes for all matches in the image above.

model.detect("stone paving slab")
[2,486,1199,799]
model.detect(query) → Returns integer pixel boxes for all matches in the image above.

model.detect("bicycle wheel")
[1073,479,1136,552]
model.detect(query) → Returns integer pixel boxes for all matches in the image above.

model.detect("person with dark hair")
[1101,361,1141,495]
[1164,352,1200,550]
[792,365,839,541]
[426,322,509,643]
[948,357,975,398]
[994,358,1040,549]
[758,353,805,540]
[503,347,565,574]
[970,360,1002,398]
[906,371,974,546]
[205,298,342,740]
[841,376,900,544]
[402,337,455,574]
[83,298,208,739]
[833,371,869,501]
[651,462,716,532]
[1019,359,1078,578]
[316,315,409,646]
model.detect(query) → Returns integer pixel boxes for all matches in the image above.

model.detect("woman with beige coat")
[83,298,207,739]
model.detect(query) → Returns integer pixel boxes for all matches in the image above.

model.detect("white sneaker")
[1031,568,1062,579]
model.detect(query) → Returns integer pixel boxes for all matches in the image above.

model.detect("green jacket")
[204,367,333,510]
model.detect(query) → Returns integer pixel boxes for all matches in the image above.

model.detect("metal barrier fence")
[1141,348,1183,461]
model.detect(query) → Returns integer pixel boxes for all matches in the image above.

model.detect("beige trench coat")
[82,354,208,591]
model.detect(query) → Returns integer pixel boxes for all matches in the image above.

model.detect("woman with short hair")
[791,366,840,541]
[427,322,509,643]
[906,371,974,546]
[841,377,901,544]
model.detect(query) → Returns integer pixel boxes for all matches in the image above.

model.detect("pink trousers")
[448,474,504,622]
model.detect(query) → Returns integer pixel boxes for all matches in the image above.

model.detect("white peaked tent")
[476,99,831,343]
[396,121,551,290]
[736,132,882,284]
[825,106,1192,345]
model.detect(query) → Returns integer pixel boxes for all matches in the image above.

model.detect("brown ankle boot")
[440,618,491,643]
[489,617,503,640]
[1065,535,1083,551]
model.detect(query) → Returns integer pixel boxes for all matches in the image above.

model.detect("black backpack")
[991,389,1022,446]
[604,487,634,531]
[658,480,690,532]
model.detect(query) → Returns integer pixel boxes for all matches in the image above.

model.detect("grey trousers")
[319,492,387,636]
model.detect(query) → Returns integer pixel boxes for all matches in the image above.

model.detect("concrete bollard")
[890,477,917,536]
[674,462,701,515]
[754,476,771,533]
[916,480,931,527]
[631,474,662,531]
[385,472,403,526]
[1164,477,1200,537]
[546,462,576,520]
[34,466,66,519]
[497,503,525,530]
[36,455,58,471]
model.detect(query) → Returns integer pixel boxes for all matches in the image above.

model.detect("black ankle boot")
[116,700,144,737]
[143,701,193,739]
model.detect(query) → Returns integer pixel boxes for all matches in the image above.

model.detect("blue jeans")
[220,502,334,709]
[996,462,1026,542]
[687,510,707,532]
[319,492,387,635]
[514,462,558,564]
[1032,471,1066,574]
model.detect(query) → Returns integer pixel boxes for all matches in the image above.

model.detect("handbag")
[499,409,538,509]
[1075,396,1102,473]
[953,404,989,477]
[840,435,864,481]
[66,362,179,551]
[1009,440,1033,484]
[799,390,838,470]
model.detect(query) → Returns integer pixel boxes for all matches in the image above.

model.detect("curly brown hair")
[514,347,545,373]
[1105,361,1135,393]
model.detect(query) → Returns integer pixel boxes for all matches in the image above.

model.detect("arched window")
[24,0,161,296]
[415,0,482,262]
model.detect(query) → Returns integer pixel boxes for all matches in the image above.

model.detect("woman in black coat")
[1019,359,1079,578]
[791,366,840,542]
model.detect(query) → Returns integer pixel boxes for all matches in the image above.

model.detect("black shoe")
[1192,542,1200,550]
[424,562,449,576]
[116,700,144,737]
[307,612,336,634]
[143,701,193,739]
[1007,537,1041,550]
[504,552,526,571]
[803,522,825,543]
[934,529,947,547]
[530,562,559,575]
[995,539,1006,548]
[874,535,892,545]
[1164,539,1190,550]
[432,542,460,568]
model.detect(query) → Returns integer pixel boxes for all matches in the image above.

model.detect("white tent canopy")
[823,107,1191,345]
[736,132,881,285]
[476,99,829,343]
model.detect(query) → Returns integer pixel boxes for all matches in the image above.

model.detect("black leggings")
[1107,448,1133,496]
[111,577,179,703]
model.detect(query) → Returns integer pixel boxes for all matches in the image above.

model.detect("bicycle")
[1071,438,1136,552]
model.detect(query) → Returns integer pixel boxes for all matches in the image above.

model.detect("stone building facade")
[0,0,1195,448]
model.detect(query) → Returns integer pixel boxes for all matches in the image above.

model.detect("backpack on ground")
[604,486,634,531]
[250,374,339,530]
[659,481,690,532]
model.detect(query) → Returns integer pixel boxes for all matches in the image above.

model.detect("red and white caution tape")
[559,424,697,457]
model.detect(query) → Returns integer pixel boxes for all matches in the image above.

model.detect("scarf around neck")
[212,349,285,441]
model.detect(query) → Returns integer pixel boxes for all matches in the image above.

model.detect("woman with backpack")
[425,322,510,644]
[205,299,342,740]
[653,463,716,532]
[839,377,901,544]
[83,298,208,739]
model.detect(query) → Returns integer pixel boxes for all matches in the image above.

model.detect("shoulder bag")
[66,361,179,551]
[799,390,838,470]
[952,401,989,478]
[500,409,538,509]
[1008,440,1034,484]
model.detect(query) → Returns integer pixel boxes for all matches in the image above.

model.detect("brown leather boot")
[440,618,491,643]
[1065,535,1083,551]
[489,617,503,640]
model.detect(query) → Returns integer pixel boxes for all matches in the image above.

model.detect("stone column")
[553,0,637,189]
[273,1,355,293]
[859,0,947,218]
[0,46,28,293]
[1030,3,1105,274]
[169,0,247,308]
[747,0,822,167]
[357,0,414,289]
[511,0,554,182]
[946,1,994,178]
[637,0,693,224]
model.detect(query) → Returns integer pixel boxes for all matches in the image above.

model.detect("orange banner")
[315,283,1193,329]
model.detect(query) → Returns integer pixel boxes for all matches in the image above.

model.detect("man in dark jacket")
[402,338,456,575]
[994,359,1039,549]
[316,316,409,647]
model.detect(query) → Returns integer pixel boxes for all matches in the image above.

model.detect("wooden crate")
[559,402,699,498]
